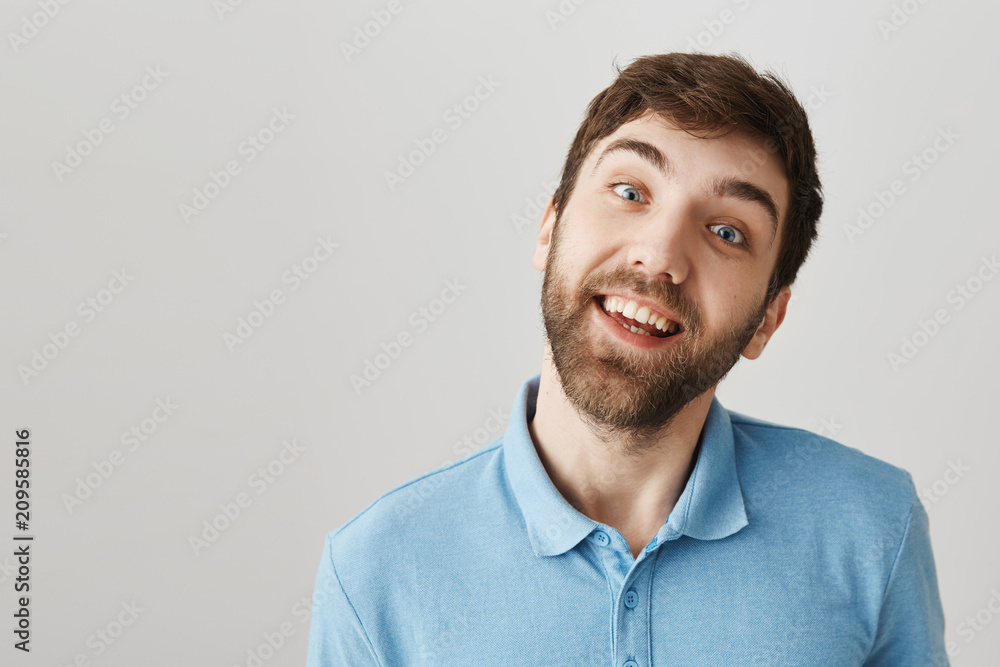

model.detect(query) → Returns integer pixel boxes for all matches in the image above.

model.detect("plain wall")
[1,0,997,664]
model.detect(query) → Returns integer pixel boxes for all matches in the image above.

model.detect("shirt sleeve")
[306,533,382,667]
[863,479,948,666]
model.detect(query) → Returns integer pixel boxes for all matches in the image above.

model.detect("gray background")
[1,0,997,664]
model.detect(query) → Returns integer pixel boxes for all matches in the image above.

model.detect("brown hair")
[551,51,823,303]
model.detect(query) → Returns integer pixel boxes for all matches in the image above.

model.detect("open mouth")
[595,295,683,339]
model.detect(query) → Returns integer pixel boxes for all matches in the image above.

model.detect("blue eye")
[709,223,747,247]
[611,183,646,203]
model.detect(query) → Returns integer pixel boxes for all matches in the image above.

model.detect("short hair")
[551,52,824,303]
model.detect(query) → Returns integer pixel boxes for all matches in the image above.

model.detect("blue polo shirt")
[306,374,947,666]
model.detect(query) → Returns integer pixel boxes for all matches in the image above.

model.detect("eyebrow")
[592,137,671,179]
[591,137,780,248]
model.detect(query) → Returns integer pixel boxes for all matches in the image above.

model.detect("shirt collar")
[502,374,749,557]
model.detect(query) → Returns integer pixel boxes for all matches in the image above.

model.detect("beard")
[539,217,771,452]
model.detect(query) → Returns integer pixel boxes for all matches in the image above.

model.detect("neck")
[527,346,714,556]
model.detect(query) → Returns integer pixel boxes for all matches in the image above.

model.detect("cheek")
[566,194,631,241]
[707,253,769,299]
[552,230,608,276]
[699,283,750,330]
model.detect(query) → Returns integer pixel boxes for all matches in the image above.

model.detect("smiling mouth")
[595,295,683,338]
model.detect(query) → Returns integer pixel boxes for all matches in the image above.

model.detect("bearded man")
[307,52,947,666]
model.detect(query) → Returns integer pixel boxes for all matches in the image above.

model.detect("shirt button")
[624,590,638,608]
[593,530,610,546]
[624,661,639,667]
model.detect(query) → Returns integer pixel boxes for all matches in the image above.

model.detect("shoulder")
[727,408,917,528]
[325,439,506,566]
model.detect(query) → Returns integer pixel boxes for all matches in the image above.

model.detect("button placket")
[589,526,653,667]
[614,557,652,667]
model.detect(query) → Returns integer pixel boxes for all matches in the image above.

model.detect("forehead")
[584,112,790,246]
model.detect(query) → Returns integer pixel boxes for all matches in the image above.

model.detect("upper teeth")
[601,296,680,334]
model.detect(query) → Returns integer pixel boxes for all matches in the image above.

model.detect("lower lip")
[590,297,683,349]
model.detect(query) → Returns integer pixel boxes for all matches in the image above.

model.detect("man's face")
[534,112,791,446]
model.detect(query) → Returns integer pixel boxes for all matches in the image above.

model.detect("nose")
[625,204,691,285]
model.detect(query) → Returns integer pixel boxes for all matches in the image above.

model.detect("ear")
[532,195,558,272]
[741,285,791,360]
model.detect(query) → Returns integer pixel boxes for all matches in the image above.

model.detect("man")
[307,52,947,666]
